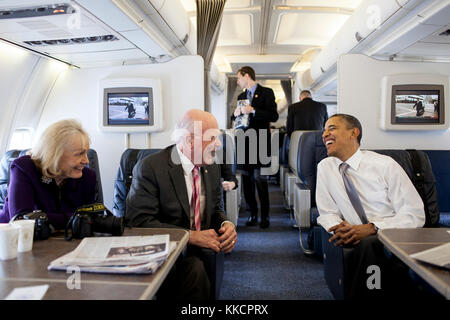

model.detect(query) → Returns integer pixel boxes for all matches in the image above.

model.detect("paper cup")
[0,224,20,260]
[10,220,35,252]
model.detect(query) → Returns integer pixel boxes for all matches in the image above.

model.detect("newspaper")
[233,99,250,130]
[410,242,450,270]
[48,235,177,274]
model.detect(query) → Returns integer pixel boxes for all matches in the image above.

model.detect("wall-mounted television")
[392,85,442,124]
[99,78,163,132]
[380,74,449,131]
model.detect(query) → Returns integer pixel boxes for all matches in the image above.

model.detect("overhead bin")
[301,0,448,91]
[310,0,405,82]
[113,0,196,56]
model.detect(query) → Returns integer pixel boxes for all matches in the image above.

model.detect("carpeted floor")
[219,183,333,300]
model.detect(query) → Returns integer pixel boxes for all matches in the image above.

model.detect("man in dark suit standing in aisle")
[286,90,328,137]
[126,109,237,300]
[232,66,279,228]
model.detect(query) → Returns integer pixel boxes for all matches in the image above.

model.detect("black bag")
[406,149,440,227]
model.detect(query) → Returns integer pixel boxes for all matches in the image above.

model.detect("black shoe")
[245,216,258,226]
[260,219,270,229]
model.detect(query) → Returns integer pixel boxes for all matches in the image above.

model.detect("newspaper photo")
[48,235,177,274]
[233,99,250,130]
[410,242,450,270]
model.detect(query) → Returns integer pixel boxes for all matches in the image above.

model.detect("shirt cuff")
[221,221,235,229]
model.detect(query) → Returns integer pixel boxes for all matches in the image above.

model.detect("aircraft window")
[8,128,33,151]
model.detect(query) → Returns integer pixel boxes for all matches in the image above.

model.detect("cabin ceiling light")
[23,35,119,47]
[274,6,353,15]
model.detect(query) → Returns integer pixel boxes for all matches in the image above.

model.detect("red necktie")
[192,166,201,231]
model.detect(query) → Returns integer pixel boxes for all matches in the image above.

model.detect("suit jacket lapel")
[252,84,261,105]
[168,146,190,221]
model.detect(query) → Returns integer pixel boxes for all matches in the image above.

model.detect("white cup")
[0,224,20,260]
[10,220,35,252]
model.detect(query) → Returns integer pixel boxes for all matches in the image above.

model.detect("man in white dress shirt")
[316,114,425,298]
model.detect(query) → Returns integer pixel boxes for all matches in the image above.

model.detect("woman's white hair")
[31,119,90,178]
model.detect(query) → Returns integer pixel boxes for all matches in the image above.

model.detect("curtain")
[196,0,226,112]
[226,77,238,128]
[280,79,293,106]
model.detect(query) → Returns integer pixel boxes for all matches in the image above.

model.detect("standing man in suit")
[232,66,279,228]
[286,90,328,137]
[126,109,237,300]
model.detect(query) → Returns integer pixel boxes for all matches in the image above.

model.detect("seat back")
[0,149,29,210]
[217,130,237,173]
[260,130,280,176]
[296,131,327,207]
[113,148,162,217]
[86,149,104,204]
[280,132,290,166]
[423,150,450,213]
[288,130,321,179]
[0,149,103,210]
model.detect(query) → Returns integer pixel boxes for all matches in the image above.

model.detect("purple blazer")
[0,155,97,229]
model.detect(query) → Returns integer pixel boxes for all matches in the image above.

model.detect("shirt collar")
[345,148,362,171]
[176,145,195,175]
[248,83,257,97]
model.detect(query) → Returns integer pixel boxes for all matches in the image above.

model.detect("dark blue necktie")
[339,162,369,225]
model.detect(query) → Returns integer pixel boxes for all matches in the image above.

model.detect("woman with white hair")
[0,119,97,229]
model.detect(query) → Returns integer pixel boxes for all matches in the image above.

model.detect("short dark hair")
[329,113,362,145]
[237,66,255,81]
[300,90,311,96]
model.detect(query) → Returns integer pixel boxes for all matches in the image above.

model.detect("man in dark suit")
[232,66,278,228]
[286,90,328,137]
[126,109,237,300]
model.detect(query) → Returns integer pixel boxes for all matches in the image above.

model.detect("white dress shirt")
[176,146,206,230]
[316,149,425,232]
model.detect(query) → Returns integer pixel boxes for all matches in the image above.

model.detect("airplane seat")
[287,130,321,228]
[0,149,29,211]
[218,130,241,226]
[86,148,104,204]
[279,133,290,194]
[275,129,286,185]
[260,130,280,177]
[112,148,162,218]
[0,148,103,211]
[322,149,441,300]
[284,131,301,212]
[292,131,326,256]
[113,147,224,300]
[423,150,450,227]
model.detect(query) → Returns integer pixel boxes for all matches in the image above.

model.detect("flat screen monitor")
[106,90,152,125]
[99,78,163,132]
[392,85,442,124]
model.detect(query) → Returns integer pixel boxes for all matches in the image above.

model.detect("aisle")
[219,183,333,300]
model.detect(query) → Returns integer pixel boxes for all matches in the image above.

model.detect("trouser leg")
[156,252,211,300]
[242,170,258,218]
[344,235,389,299]
[253,169,269,220]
